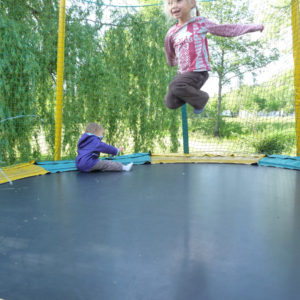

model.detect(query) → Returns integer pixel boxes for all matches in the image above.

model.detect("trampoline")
[1,163,300,300]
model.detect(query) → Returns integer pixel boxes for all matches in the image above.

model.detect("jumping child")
[76,123,133,172]
[164,0,264,113]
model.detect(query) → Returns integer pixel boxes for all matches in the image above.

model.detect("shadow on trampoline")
[0,164,300,300]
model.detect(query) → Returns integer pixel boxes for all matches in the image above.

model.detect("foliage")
[253,0,292,40]
[0,0,296,164]
[0,0,58,164]
[222,70,294,114]
[189,115,295,155]
[252,132,289,155]
[0,1,180,164]
[199,0,280,136]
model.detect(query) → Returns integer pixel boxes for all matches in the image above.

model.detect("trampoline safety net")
[0,0,299,166]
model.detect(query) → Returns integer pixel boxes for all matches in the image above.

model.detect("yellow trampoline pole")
[54,0,66,161]
[292,0,300,156]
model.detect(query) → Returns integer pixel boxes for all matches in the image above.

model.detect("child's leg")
[166,72,209,110]
[89,160,123,172]
[165,79,185,109]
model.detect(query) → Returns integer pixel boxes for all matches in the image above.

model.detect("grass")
[187,116,297,156]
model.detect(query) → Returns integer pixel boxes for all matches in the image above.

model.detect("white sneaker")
[122,163,133,172]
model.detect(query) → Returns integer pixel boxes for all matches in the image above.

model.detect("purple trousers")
[165,71,209,110]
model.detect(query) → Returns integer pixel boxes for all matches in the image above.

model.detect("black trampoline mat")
[0,164,300,300]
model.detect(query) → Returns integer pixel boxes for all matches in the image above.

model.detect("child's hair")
[85,123,103,134]
[164,0,200,18]
[195,4,200,16]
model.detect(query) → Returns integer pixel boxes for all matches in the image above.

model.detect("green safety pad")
[102,153,151,165]
[36,160,77,173]
[258,155,300,170]
[36,153,150,173]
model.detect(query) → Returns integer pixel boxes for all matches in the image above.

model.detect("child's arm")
[204,18,264,37]
[165,31,177,66]
[96,141,119,156]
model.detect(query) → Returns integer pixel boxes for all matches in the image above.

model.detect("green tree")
[98,8,180,153]
[199,0,279,136]
[222,68,294,115]
[0,0,106,163]
[1,0,182,164]
[257,0,292,39]
[0,0,59,163]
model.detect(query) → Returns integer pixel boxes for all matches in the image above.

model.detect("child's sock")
[122,163,133,172]
[194,108,204,114]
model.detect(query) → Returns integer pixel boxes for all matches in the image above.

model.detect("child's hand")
[119,147,124,152]
[260,25,264,32]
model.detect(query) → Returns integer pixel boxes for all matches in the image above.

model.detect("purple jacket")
[76,133,119,172]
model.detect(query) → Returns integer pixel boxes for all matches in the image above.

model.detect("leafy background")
[0,0,297,165]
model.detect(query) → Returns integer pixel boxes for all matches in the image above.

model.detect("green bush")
[252,132,290,155]
[219,118,251,138]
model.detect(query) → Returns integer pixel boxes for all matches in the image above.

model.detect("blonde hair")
[163,0,200,18]
[85,123,103,134]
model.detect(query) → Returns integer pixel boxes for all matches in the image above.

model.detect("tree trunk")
[214,49,224,137]
[214,76,223,136]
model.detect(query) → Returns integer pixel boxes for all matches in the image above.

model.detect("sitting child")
[76,123,133,172]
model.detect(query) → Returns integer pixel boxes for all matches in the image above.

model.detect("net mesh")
[187,0,296,155]
[0,0,299,166]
